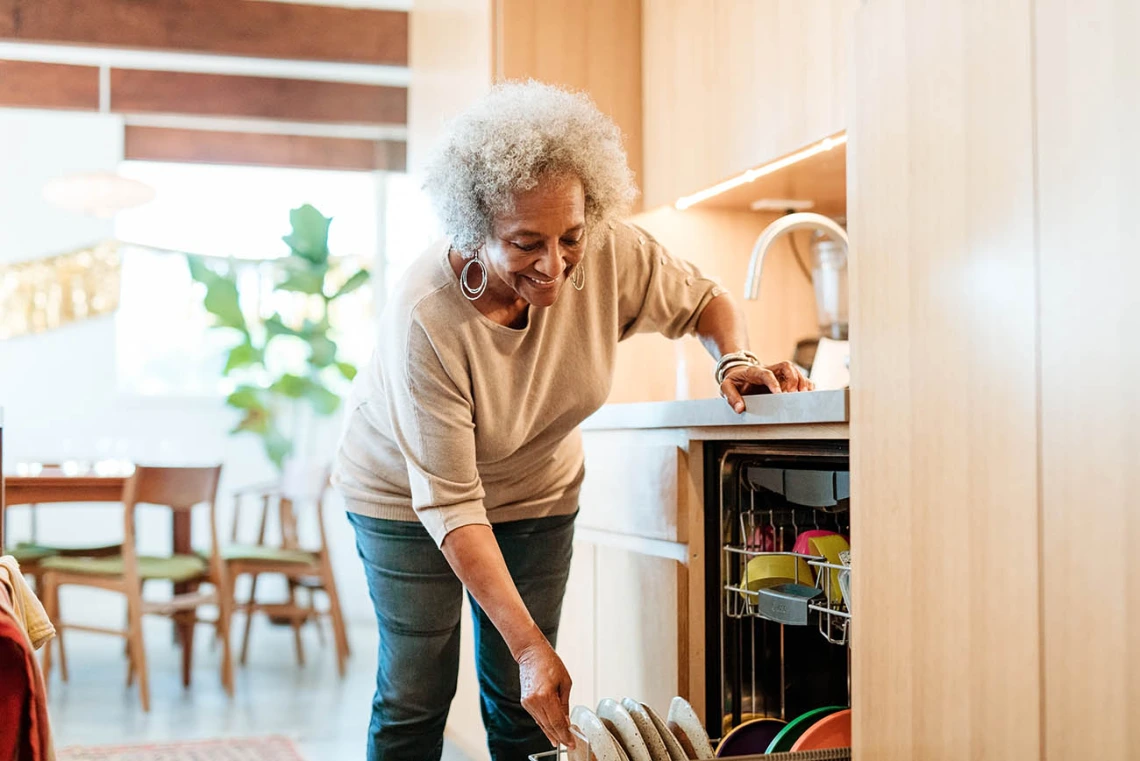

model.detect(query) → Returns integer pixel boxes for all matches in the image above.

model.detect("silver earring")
[569,259,586,291]
[460,249,488,301]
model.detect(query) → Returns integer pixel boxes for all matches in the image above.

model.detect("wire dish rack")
[722,506,851,646]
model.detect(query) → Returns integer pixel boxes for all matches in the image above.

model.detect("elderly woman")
[335,81,811,761]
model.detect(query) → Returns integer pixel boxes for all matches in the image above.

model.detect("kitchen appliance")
[745,213,850,386]
[703,441,851,736]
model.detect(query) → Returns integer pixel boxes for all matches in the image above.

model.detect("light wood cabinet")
[640,0,857,209]
[850,1,1138,759]
[1036,2,1140,759]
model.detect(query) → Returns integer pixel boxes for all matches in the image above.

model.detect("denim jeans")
[347,511,575,761]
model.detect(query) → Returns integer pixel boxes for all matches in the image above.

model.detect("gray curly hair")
[422,80,639,253]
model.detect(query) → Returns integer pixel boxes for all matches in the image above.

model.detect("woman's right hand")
[517,639,576,749]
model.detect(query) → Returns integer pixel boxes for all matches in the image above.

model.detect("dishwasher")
[530,439,853,760]
[702,440,852,746]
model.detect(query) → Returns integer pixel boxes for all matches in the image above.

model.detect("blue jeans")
[348,511,575,761]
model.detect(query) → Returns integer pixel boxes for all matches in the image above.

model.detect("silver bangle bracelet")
[715,350,762,385]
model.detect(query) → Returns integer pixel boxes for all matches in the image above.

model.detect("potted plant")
[187,204,369,474]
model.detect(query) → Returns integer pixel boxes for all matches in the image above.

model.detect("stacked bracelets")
[715,349,763,385]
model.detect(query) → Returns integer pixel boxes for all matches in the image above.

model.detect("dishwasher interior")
[703,440,852,738]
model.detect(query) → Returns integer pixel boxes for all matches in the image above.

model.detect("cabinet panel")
[848,1,1040,760]
[558,540,599,712]
[641,0,856,209]
[593,546,681,714]
[1036,2,1140,759]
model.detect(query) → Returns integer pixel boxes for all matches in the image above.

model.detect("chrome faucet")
[745,212,849,300]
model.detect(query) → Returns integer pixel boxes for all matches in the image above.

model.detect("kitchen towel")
[0,556,56,650]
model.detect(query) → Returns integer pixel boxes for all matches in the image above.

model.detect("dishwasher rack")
[708,442,851,736]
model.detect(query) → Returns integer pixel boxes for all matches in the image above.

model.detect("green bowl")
[765,706,846,753]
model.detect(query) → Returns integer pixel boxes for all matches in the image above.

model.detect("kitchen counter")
[582,388,848,432]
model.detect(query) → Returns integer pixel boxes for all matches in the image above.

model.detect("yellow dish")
[806,534,850,604]
[742,554,815,592]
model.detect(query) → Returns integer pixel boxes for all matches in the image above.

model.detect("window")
[114,162,381,396]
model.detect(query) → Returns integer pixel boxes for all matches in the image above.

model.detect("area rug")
[57,736,306,761]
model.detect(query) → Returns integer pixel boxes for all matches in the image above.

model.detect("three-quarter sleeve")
[615,223,725,341]
[380,317,490,546]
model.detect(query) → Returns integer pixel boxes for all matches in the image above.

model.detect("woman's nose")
[533,244,563,277]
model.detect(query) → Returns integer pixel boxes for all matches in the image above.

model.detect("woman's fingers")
[720,378,746,413]
[518,643,576,748]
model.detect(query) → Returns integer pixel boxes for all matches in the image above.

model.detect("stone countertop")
[581,389,849,431]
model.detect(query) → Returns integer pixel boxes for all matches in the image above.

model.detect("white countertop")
[581,389,849,431]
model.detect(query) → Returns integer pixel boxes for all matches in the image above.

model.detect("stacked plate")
[568,697,714,761]
[565,698,851,760]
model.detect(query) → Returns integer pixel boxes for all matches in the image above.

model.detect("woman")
[334,81,812,761]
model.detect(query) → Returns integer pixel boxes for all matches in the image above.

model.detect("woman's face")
[483,174,586,309]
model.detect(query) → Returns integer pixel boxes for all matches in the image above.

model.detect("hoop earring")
[569,259,586,291]
[460,249,488,301]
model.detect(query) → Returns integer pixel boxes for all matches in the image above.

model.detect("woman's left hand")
[720,360,814,412]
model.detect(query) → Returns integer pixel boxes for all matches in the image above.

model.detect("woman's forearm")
[440,523,546,658]
[695,292,751,360]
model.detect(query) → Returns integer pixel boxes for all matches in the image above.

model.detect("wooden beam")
[2,0,407,66]
[111,69,406,125]
[0,59,99,109]
[124,126,406,172]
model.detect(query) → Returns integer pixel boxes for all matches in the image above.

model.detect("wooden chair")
[39,465,233,712]
[226,468,349,676]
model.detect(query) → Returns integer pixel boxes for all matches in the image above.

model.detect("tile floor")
[45,616,473,761]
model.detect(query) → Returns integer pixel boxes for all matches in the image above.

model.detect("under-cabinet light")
[674,133,847,211]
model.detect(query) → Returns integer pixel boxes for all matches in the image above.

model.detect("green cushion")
[221,545,316,565]
[39,553,208,583]
[5,543,58,563]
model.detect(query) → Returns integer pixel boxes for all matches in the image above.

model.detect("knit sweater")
[333,221,723,546]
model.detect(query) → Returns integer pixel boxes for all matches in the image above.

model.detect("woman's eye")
[512,241,541,252]
[562,237,583,247]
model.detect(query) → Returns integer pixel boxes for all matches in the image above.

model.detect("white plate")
[598,698,653,761]
[640,702,689,761]
[621,698,673,761]
[571,705,626,761]
[667,696,715,760]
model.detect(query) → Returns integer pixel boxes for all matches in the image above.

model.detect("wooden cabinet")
[408,0,642,186]
[850,1,1139,760]
[640,0,857,209]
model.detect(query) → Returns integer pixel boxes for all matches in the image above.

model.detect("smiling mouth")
[523,274,559,288]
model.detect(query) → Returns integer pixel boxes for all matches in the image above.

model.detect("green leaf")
[186,255,215,285]
[226,385,266,411]
[331,269,369,299]
[269,373,309,398]
[308,335,337,368]
[232,407,270,435]
[203,274,246,332]
[282,204,331,264]
[277,269,326,296]
[223,343,262,375]
[304,382,341,415]
[335,361,358,381]
[265,315,301,339]
[263,427,292,470]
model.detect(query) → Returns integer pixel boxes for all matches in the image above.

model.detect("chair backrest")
[121,466,223,572]
[126,465,222,511]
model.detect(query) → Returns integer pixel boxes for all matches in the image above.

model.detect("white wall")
[0,109,374,629]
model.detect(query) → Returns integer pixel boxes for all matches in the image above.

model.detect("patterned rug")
[57,736,306,761]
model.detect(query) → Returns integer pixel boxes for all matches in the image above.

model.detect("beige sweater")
[333,221,723,546]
